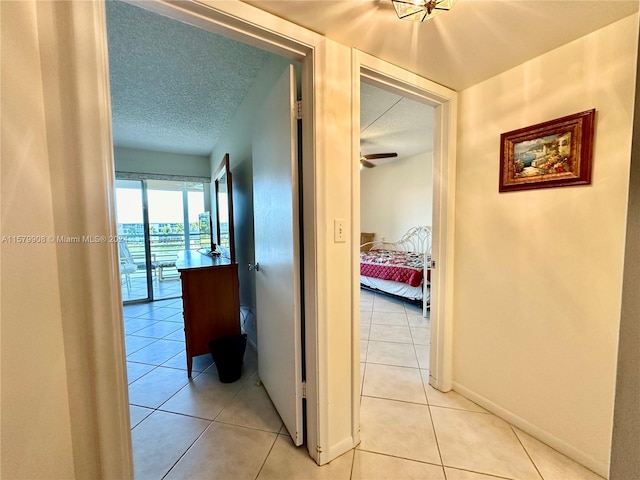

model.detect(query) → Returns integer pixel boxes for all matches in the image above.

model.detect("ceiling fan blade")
[362,152,398,160]
[360,159,376,168]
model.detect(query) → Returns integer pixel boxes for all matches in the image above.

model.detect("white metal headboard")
[361,226,432,255]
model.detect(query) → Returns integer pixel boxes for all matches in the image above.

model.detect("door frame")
[117,0,324,461]
[81,0,326,473]
[351,51,458,402]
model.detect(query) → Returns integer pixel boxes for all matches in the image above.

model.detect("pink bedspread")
[360,249,425,287]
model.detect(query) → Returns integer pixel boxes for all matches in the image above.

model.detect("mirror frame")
[213,153,236,263]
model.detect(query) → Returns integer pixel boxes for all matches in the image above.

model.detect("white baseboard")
[452,382,609,478]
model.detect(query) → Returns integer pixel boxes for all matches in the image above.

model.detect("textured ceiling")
[360,82,434,165]
[106,0,273,156]
[106,0,430,161]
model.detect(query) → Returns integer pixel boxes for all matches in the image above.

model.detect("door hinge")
[301,381,306,399]
[428,259,436,269]
[296,100,303,120]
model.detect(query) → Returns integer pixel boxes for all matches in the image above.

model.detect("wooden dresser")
[176,250,240,377]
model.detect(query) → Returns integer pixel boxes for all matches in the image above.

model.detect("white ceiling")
[360,82,434,164]
[243,0,639,91]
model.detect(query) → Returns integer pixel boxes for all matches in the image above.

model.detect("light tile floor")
[122,273,182,303]
[123,289,604,479]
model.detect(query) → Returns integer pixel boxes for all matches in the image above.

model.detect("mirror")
[214,153,236,263]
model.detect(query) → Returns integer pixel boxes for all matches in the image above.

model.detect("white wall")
[453,15,638,474]
[1,2,75,476]
[360,151,433,242]
[2,1,132,478]
[317,39,355,460]
[114,147,210,179]
[210,55,295,347]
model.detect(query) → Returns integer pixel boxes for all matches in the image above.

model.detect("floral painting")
[500,109,595,192]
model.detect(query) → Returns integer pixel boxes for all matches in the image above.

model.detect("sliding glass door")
[115,179,151,302]
[116,178,209,303]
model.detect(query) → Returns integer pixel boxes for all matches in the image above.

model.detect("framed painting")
[499,109,596,192]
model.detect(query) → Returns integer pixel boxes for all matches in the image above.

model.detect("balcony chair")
[118,241,139,295]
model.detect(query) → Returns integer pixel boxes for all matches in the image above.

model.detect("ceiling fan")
[360,152,398,168]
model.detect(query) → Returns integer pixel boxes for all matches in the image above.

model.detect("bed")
[360,226,432,315]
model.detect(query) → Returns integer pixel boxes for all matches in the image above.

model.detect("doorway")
[105,0,314,474]
[352,53,458,415]
[358,76,436,389]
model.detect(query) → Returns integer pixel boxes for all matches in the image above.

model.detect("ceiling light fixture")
[391,0,457,22]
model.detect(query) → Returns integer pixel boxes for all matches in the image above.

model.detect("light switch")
[334,219,346,243]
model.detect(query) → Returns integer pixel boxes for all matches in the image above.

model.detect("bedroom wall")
[113,147,210,179]
[210,54,295,347]
[360,151,433,243]
[453,14,638,475]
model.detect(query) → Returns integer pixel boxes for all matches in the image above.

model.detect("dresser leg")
[187,356,193,378]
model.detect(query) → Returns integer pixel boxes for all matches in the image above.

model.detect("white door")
[252,64,303,446]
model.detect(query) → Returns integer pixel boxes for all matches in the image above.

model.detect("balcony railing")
[119,231,208,281]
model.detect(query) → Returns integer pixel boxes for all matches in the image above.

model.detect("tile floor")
[122,272,182,303]
[123,289,604,479]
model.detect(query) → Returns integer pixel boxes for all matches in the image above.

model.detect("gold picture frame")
[499,109,596,192]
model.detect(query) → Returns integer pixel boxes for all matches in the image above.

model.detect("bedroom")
[105,2,311,475]
[106,0,309,331]
[359,81,435,313]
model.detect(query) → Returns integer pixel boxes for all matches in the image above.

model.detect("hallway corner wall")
[453,14,639,475]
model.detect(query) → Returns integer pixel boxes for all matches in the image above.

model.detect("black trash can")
[208,334,247,383]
